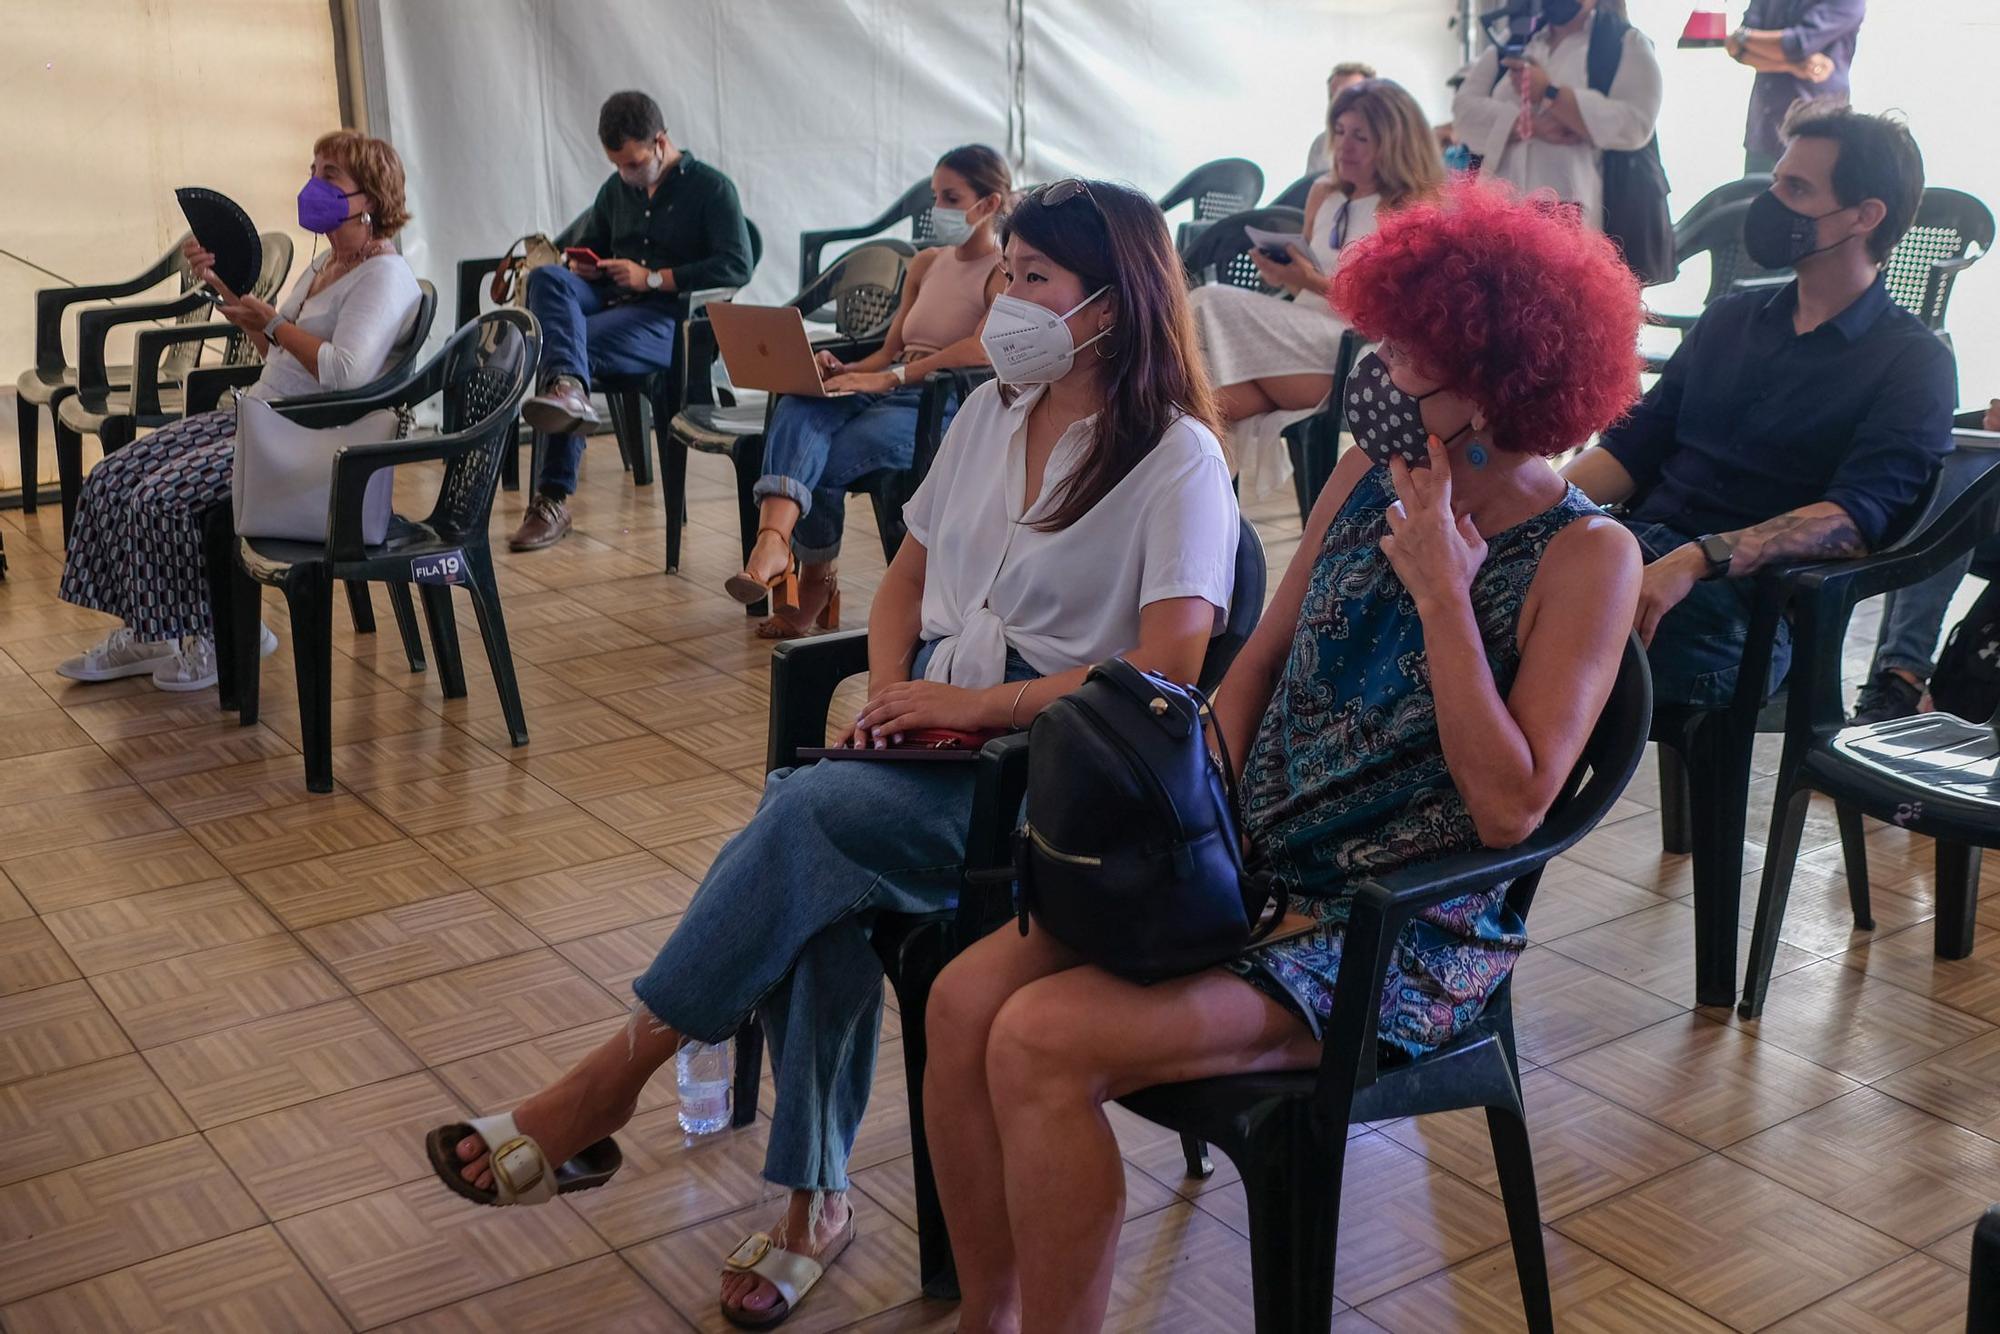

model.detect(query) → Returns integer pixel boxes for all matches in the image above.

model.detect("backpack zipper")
[1025,822,1102,866]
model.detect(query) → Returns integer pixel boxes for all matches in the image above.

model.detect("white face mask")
[979,287,1111,386]
[930,206,975,246]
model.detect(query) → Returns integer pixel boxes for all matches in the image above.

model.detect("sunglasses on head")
[1036,177,1105,216]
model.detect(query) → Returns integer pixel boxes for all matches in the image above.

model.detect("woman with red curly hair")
[922,182,1645,1331]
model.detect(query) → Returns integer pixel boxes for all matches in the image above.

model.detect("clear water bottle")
[676,1038,733,1135]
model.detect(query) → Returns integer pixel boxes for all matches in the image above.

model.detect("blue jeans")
[630,643,1037,1192]
[755,385,954,562]
[524,264,677,496]
[1870,447,2000,681]
[1623,519,1794,709]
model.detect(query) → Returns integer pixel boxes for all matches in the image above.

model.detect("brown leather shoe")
[521,375,602,436]
[509,493,572,551]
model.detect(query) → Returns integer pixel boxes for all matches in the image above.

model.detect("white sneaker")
[56,627,174,682]
[260,623,279,659]
[150,636,218,692]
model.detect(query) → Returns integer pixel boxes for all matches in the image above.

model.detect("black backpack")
[1928,581,2000,722]
[1014,659,1279,983]
[1492,11,1675,285]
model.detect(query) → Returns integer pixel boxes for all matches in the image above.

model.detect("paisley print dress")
[1227,466,1599,1057]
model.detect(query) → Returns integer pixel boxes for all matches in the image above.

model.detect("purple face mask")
[298,176,360,234]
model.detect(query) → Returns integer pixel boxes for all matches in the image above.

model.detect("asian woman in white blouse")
[424,179,1240,1329]
[1190,78,1445,497]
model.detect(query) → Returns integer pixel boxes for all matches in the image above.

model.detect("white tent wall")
[356,0,1463,322]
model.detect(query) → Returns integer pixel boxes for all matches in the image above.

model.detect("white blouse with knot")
[901,380,1242,689]
[249,251,422,402]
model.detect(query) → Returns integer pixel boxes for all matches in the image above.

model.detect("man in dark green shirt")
[513,90,754,550]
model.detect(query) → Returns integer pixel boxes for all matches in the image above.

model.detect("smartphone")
[563,247,602,266]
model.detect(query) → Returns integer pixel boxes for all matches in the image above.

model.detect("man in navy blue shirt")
[1728,0,1865,175]
[1565,107,1954,709]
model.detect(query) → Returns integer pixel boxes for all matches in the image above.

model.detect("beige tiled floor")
[0,436,1994,1331]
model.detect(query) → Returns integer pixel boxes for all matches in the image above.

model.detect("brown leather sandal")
[726,528,800,609]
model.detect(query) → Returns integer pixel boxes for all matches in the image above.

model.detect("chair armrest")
[33,250,180,370]
[182,365,267,416]
[73,293,210,390]
[911,369,991,485]
[766,630,872,771]
[956,731,1035,947]
[325,432,477,560]
[130,322,240,417]
[272,359,436,429]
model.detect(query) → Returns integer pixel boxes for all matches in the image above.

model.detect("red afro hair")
[1329,180,1643,457]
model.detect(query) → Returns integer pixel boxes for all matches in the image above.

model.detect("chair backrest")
[1505,636,1654,922]
[1182,206,1305,295]
[427,311,539,540]
[1885,187,1994,331]
[206,232,297,375]
[795,239,913,341]
[1270,172,1319,212]
[799,177,937,290]
[1197,517,1268,693]
[1159,158,1267,225]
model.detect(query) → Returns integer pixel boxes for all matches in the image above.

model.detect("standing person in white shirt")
[1452,0,1663,230]
[423,178,1240,1331]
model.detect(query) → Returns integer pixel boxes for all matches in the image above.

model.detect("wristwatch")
[646,269,664,291]
[263,314,287,339]
[1696,533,1736,580]
[890,364,908,385]
[1542,83,1560,103]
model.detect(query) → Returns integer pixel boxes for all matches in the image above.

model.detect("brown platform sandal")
[755,567,839,641]
[726,528,799,609]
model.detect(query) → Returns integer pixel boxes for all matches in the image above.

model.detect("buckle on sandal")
[725,1232,773,1271]
[489,1136,544,1195]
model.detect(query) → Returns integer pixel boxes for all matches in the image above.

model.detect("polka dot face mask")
[1344,351,1472,469]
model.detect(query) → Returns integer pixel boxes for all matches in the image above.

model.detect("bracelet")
[1007,680,1033,730]
[890,363,908,385]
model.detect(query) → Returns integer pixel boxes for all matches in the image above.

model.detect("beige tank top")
[897,247,1002,359]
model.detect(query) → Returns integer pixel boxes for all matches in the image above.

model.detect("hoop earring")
[1095,336,1117,360]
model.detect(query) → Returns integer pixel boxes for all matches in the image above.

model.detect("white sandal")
[720,1215,857,1328]
[424,1110,621,1207]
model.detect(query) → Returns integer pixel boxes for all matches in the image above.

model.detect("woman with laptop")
[1190,77,1444,495]
[722,144,1011,638]
[427,178,1240,1329]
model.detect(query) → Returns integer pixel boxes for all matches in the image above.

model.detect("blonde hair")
[1326,78,1446,210]
[312,129,411,238]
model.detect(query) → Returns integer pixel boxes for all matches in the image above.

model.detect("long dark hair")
[935,144,1012,201]
[999,180,1219,532]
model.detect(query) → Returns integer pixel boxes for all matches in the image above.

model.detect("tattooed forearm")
[1728,503,1868,574]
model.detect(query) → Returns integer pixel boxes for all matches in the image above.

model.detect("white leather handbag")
[231,394,402,546]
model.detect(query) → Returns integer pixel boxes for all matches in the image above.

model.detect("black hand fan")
[174,187,263,298]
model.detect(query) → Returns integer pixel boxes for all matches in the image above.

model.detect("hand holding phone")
[564,246,602,269]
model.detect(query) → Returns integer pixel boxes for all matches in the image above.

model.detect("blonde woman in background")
[1190,78,1445,497]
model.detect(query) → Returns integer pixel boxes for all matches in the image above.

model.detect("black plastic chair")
[1885,187,1994,334]
[53,233,295,541]
[206,310,540,792]
[660,239,913,581]
[1737,459,2000,1016]
[1282,330,1364,524]
[799,178,940,294]
[1650,462,1953,1008]
[1645,192,1788,371]
[1270,172,1319,211]
[1160,158,1268,257]
[15,234,200,515]
[1118,638,1651,1333]
[735,516,1269,1296]
[183,282,442,677]
[1972,1205,2000,1332]
[1182,206,1307,295]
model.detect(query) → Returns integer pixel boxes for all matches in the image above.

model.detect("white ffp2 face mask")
[979,287,1111,386]
[929,207,974,246]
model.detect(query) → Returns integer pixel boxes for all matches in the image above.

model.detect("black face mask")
[1743,188,1856,269]
[1541,0,1584,25]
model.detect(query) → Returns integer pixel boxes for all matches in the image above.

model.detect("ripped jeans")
[630,645,1037,1192]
